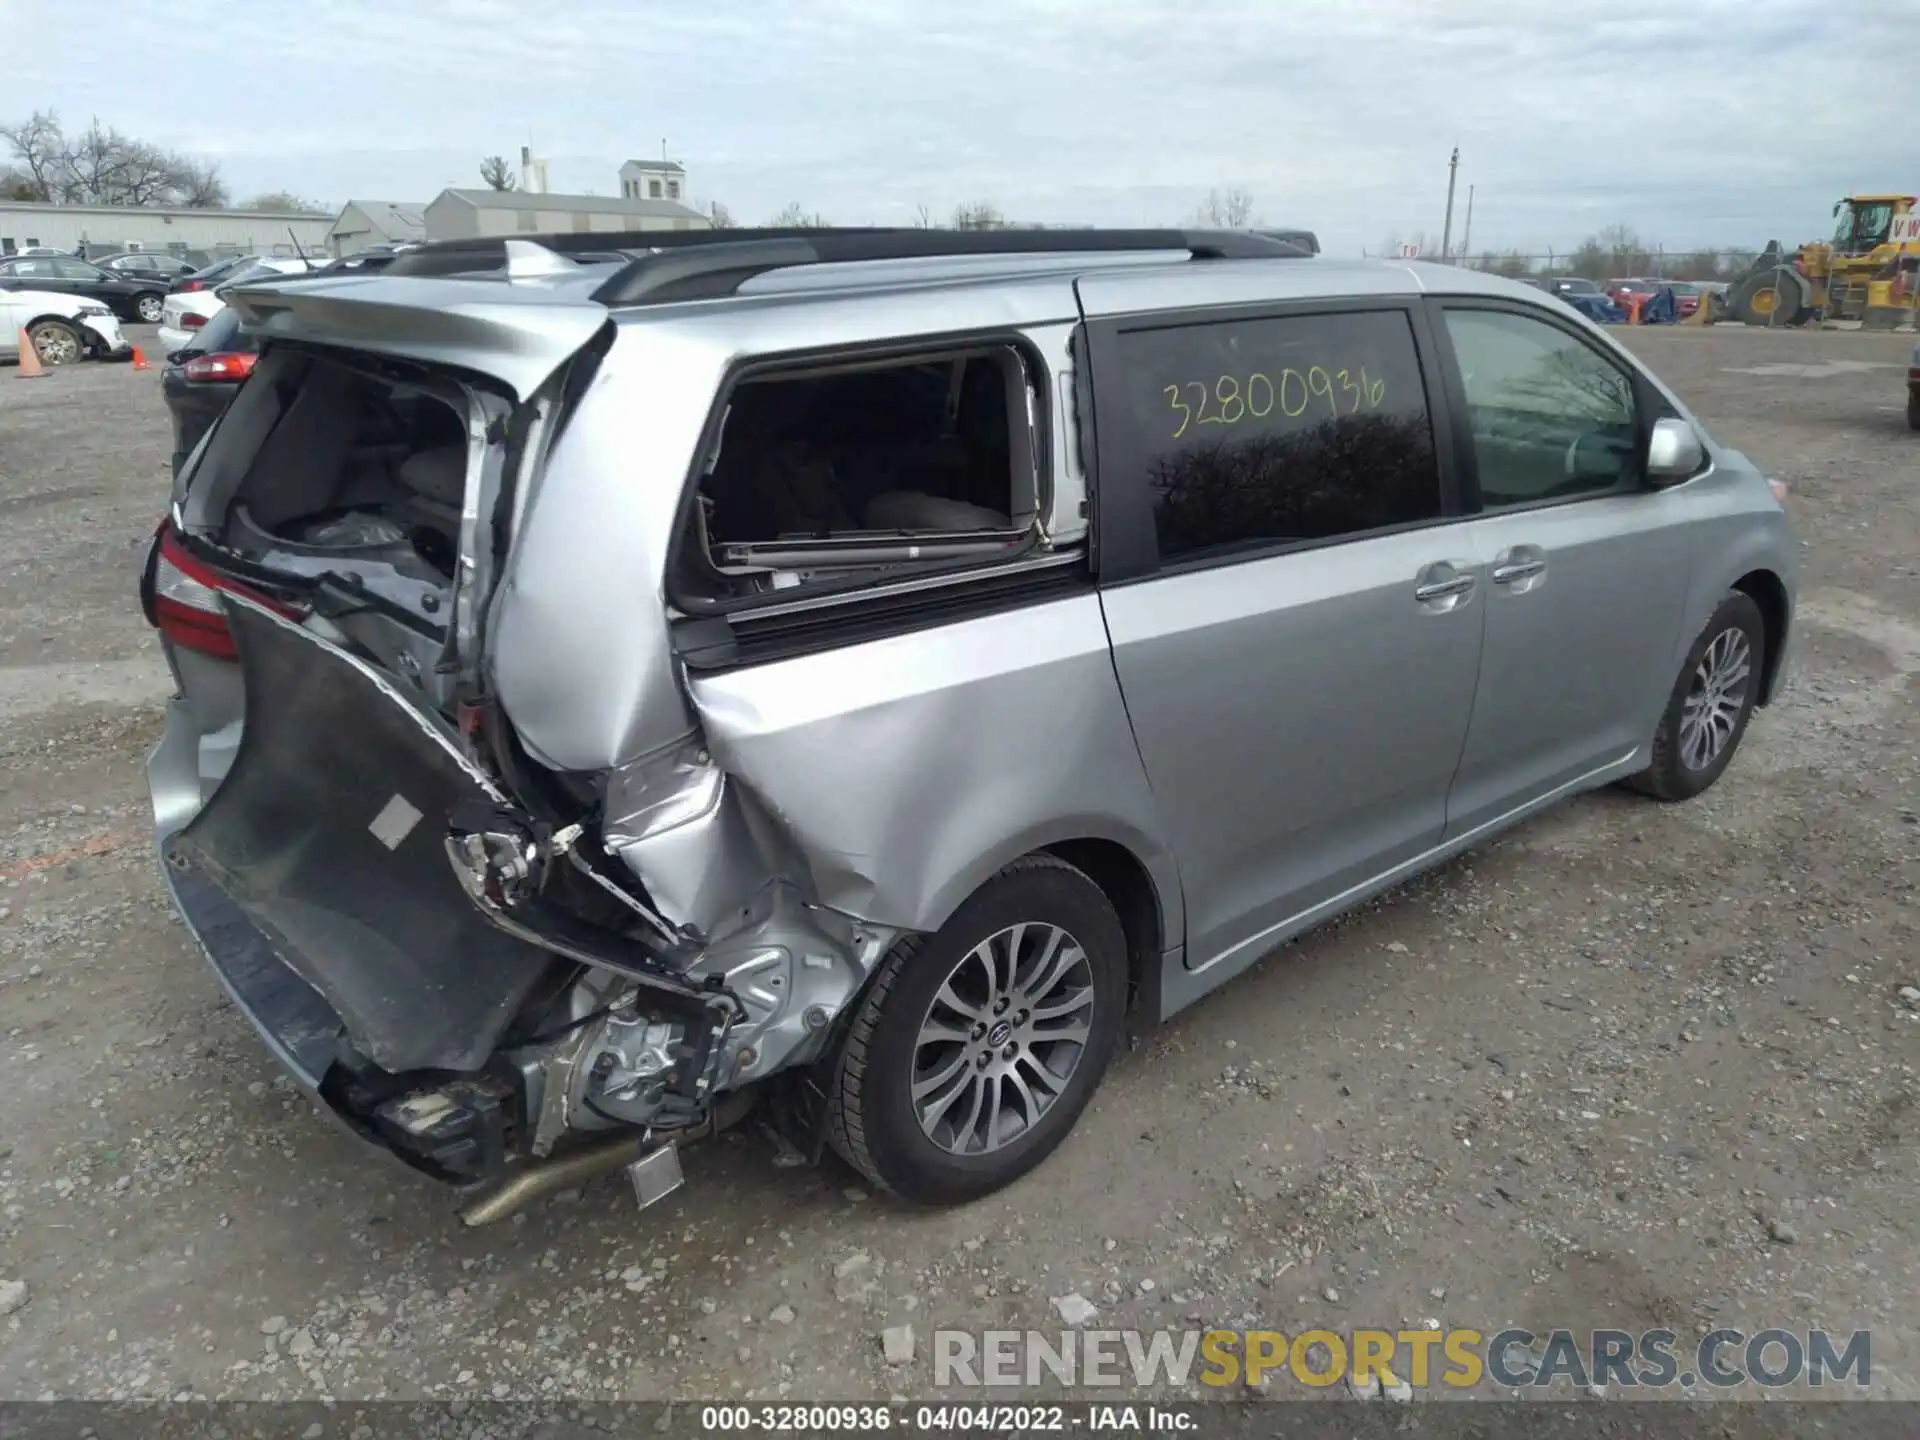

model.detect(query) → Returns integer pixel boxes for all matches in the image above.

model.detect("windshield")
[1834,201,1895,251]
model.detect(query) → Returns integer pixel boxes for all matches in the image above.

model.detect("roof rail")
[1253,227,1321,256]
[588,227,1308,307]
[381,226,900,279]
[380,226,1312,297]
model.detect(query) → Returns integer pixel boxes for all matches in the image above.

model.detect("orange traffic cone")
[130,346,150,371]
[15,327,48,378]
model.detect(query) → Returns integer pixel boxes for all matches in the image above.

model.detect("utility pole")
[1440,146,1460,263]
[1461,184,1475,262]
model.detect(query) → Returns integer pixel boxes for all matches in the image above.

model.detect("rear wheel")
[135,293,164,323]
[26,319,82,366]
[1624,590,1766,802]
[1731,267,1805,327]
[1908,393,1919,432]
[825,855,1127,1203]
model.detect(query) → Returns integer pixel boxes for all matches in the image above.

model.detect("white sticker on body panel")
[368,794,424,851]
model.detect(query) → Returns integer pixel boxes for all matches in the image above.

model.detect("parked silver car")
[142,228,1797,1220]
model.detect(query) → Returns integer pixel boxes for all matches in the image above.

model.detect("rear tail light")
[178,279,207,292]
[181,351,257,382]
[180,312,207,330]
[148,525,300,662]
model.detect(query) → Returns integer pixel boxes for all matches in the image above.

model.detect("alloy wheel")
[910,922,1095,1157]
[30,325,80,366]
[1678,626,1751,770]
[137,295,164,323]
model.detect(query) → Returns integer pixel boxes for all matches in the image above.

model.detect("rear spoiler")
[222,272,609,402]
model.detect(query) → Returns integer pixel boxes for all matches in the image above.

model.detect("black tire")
[1907,393,1919,432]
[1624,590,1766,802]
[825,854,1127,1204]
[135,293,164,324]
[1730,267,1805,327]
[25,319,83,366]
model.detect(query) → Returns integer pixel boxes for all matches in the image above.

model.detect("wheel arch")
[20,313,84,358]
[1731,567,1791,707]
[911,821,1183,1014]
[1041,837,1166,1012]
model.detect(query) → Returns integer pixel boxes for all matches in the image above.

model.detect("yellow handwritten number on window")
[1164,384,1191,438]
[1166,368,1388,438]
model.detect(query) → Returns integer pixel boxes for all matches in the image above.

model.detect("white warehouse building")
[0,201,331,259]
[422,188,710,241]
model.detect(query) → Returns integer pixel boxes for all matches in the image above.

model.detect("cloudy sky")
[17,0,1912,256]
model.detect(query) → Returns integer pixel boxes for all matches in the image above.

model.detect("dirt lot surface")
[1,323,1914,1408]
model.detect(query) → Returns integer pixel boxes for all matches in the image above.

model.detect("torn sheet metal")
[165,596,558,1074]
[600,739,805,942]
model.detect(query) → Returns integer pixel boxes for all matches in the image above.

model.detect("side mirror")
[1645,416,1704,484]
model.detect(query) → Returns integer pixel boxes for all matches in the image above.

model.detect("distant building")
[326,201,427,257]
[619,159,687,204]
[423,188,711,241]
[0,200,330,259]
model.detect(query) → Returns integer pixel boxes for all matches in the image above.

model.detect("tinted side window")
[1443,308,1637,508]
[53,259,103,280]
[1113,309,1440,564]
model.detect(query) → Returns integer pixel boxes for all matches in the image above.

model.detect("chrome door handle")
[1414,574,1476,602]
[1492,558,1547,584]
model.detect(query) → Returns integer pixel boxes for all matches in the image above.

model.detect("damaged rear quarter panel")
[683,594,1184,941]
[489,326,729,773]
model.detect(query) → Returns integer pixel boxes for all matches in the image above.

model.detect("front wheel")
[825,854,1127,1203]
[1731,267,1805,327]
[1624,590,1766,802]
[26,319,83,366]
[134,293,165,323]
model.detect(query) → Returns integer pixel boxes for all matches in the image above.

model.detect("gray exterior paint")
[149,242,1799,1202]
[0,201,329,257]
[325,200,426,257]
[424,188,710,241]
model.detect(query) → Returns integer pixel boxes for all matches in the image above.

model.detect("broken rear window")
[681,344,1041,602]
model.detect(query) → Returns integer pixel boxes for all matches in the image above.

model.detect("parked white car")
[158,254,321,352]
[0,287,129,365]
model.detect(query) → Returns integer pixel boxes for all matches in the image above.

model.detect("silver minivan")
[142,229,1797,1220]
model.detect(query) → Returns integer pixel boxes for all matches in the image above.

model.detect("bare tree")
[707,200,736,229]
[1568,236,1608,280]
[1,110,228,207]
[910,202,933,229]
[769,201,828,227]
[0,110,62,200]
[172,158,229,208]
[243,191,326,214]
[479,155,517,191]
[1594,223,1652,278]
[1190,186,1257,228]
[951,199,1007,230]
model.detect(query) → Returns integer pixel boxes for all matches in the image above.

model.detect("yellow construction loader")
[1727,193,1919,327]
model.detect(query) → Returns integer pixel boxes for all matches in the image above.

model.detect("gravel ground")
[0,323,1914,1406]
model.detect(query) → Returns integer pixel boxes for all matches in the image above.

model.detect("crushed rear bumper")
[150,694,392,1159]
